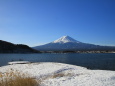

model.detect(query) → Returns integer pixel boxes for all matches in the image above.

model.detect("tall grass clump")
[0,70,40,86]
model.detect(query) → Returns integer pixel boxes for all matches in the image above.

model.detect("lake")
[0,53,115,71]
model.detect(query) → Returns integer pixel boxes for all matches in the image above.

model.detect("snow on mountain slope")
[53,36,80,43]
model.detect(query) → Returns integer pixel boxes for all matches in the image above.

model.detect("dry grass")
[51,73,73,78]
[0,70,40,86]
[0,69,74,86]
[42,72,73,80]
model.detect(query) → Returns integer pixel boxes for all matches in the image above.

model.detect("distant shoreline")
[0,50,115,54]
[41,50,115,54]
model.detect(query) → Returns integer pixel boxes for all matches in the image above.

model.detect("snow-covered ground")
[8,61,30,65]
[0,62,115,86]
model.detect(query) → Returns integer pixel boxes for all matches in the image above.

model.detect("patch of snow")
[0,62,115,86]
[8,61,31,65]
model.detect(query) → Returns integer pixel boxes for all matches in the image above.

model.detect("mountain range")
[0,40,40,53]
[0,36,115,53]
[33,36,115,51]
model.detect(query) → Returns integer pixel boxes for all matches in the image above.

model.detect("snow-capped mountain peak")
[53,36,80,43]
[33,36,115,51]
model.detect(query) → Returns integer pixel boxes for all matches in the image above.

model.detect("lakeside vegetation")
[0,70,40,86]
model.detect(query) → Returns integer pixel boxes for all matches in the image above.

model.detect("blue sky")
[0,0,115,47]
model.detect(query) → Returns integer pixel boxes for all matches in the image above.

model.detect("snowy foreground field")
[0,62,115,86]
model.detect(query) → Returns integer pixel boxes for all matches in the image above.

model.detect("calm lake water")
[0,53,115,70]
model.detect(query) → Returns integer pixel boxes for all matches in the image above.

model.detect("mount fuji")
[52,36,80,43]
[33,36,115,51]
